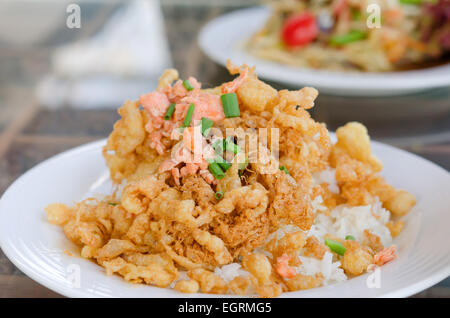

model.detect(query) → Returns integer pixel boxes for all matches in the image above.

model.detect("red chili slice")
[281,12,319,47]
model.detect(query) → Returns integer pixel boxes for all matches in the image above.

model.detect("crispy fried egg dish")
[46,61,415,297]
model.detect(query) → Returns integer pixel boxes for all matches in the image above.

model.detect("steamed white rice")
[214,263,250,282]
[297,252,347,286]
[309,200,392,246]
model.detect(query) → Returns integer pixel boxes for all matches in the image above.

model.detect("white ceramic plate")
[0,139,449,298]
[198,6,450,96]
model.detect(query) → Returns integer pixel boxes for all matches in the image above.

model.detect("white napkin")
[37,0,172,109]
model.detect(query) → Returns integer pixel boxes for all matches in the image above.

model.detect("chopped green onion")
[225,137,240,154]
[201,117,214,136]
[279,166,289,175]
[164,103,176,120]
[221,93,240,118]
[211,156,231,171]
[218,159,232,171]
[208,162,225,179]
[183,103,195,127]
[108,202,118,206]
[325,238,346,256]
[219,163,232,171]
[345,235,356,241]
[183,79,194,91]
[330,30,366,46]
[399,0,422,4]
[215,191,224,200]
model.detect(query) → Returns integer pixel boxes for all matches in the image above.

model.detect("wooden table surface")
[0,1,449,298]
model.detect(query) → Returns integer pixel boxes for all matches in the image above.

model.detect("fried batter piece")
[331,122,415,220]
[303,236,328,259]
[363,230,384,253]
[266,231,306,266]
[174,279,199,293]
[103,100,147,182]
[386,220,405,237]
[228,276,253,295]
[285,273,324,292]
[341,241,374,276]
[187,268,228,294]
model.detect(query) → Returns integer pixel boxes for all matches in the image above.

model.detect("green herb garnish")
[183,79,194,91]
[279,166,289,175]
[325,238,346,256]
[164,103,176,120]
[221,93,240,118]
[183,103,195,127]
[215,191,224,200]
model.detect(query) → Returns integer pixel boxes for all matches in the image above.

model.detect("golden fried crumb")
[386,220,405,237]
[363,229,384,253]
[384,190,416,216]
[285,273,324,291]
[341,241,373,276]
[174,279,200,293]
[304,236,328,259]
[228,276,252,295]
[255,283,283,298]
[242,253,272,286]
[187,268,228,294]
[45,203,73,226]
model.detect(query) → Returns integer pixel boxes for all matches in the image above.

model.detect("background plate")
[198,6,450,96]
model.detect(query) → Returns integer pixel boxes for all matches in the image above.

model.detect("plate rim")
[0,138,449,298]
[0,139,106,298]
[198,6,450,95]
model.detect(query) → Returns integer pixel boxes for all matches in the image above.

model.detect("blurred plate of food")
[199,2,450,96]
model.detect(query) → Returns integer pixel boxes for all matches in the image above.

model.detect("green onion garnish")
[164,103,176,120]
[325,238,346,256]
[214,156,232,171]
[279,166,289,175]
[221,93,240,118]
[108,202,118,206]
[219,163,232,171]
[330,30,366,46]
[183,79,194,91]
[215,191,224,200]
[399,0,422,4]
[183,103,195,127]
[345,235,356,241]
[201,117,213,136]
[208,162,225,180]
[225,137,240,154]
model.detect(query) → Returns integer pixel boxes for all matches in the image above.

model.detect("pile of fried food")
[46,61,416,297]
